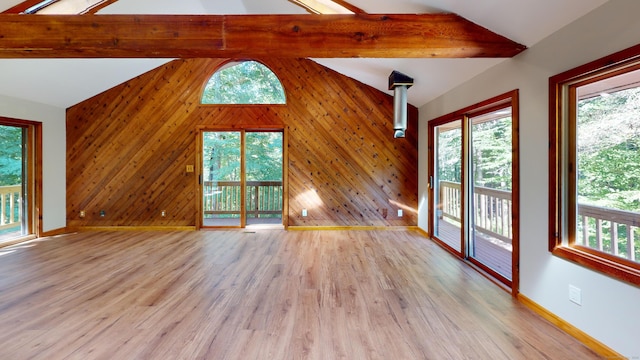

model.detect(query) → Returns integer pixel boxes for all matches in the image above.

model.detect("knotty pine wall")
[66,58,418,228]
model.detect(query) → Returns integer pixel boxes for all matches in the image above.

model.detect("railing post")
[0,192,5,226]
[9,192,15,224]
[254,184,259,218]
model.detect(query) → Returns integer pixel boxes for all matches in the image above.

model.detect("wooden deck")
[0,230,598,359]
[436,219,513,280]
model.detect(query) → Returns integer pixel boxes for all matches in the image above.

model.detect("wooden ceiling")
[0,13,526,59]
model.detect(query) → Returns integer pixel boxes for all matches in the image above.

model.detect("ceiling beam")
[0,14,526,58]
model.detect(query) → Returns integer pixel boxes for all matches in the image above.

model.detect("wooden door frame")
[0,117,43,241]
[196,125,287,229]
[427,90,520,296]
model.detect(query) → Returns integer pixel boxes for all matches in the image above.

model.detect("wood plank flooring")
[0,230,600,359]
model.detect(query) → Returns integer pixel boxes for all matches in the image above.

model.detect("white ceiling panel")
[0,59,171,108]
[0,0,22,12]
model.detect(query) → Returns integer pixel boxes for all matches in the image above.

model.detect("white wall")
[418,0,640,356]
[0,95,66,232]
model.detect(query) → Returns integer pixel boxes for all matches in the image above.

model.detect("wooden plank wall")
[66,58,418,228]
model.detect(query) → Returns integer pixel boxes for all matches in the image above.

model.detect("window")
[549,44,640,286]
[201,61,286,105]
[4,0,114,14]
[289,0,360,14]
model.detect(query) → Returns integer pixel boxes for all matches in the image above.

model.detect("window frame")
[549,43,640,286]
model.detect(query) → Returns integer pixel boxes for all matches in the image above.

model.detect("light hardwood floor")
[0,230,600,359]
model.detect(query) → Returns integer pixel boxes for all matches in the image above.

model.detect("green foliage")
[436,116,512,191]
[246,132,283,181]
[577,87,640,212]
[203,132,283,182]
[0,125,23,186]
[201,61,286,105]
[437,125,462,183]
[203,132,241,181]
[576,86,640,260]
[472,117,512,190]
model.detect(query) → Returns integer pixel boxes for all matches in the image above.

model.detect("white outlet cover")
[302,209,307,217]
[398,209,403,217]
[569,285,582,306]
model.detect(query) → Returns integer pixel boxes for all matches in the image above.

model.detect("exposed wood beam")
[0,14,526,58]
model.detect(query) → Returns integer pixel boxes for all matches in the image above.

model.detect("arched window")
[201,61,286,105]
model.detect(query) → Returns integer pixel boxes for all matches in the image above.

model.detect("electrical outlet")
[569,285,582,306]
[161,210,166,217]
[398,209,403,217]
[302,209,308,217]
[100,210,106,217]
[79,210,85,218]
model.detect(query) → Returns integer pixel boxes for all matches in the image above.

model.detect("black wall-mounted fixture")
[388,70,414,138]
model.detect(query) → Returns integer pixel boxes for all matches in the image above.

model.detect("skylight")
[289,0,356,14]
[24,0,111,14]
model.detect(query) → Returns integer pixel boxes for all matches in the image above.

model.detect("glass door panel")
[245,132,283,226]
[202,131,242,227]
[469,108,513,280]
[433,120,463,253]
[0,125,27,243]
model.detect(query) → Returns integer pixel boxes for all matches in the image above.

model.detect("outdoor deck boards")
[435,219,513,279]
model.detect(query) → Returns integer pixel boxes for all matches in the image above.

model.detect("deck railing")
[203,181,283,218]
[0,185,21,230]
[440,181,512,244]
[439,180,639,262]
[578,204,639,262]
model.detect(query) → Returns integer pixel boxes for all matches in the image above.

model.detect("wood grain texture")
[0,230,601,359]
[66,58,418,228]
[0,14,526,58]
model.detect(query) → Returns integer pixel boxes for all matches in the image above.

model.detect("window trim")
[549,43,640,287]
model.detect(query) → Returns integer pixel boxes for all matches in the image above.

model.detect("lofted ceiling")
[0,0,609,109]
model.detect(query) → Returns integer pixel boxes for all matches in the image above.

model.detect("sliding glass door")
[202,131,242,227]
[0,120,38,243]
[432,119,463,253]
[469,108,514,281]
[429,91,518,288]
[245,132,283,226]
[201,130,283,228]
